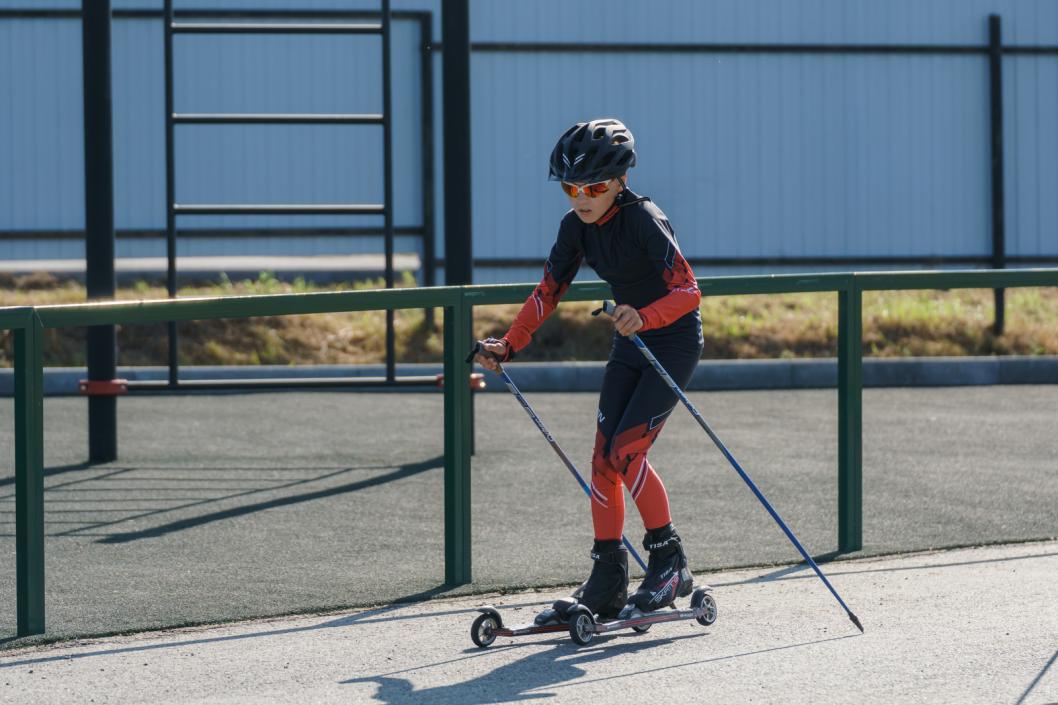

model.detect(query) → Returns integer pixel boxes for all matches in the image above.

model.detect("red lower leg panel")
[590,436,625,540]
[623,458,672,530]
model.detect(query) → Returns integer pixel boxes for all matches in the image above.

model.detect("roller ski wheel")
[691,587,718,627]
[470,608,502,648]
[568,607,596,646]
[631,623,651,633]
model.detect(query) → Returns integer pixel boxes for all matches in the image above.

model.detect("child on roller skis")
[472,118,704,624]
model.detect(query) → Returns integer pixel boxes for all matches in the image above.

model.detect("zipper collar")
[595,187,649,227]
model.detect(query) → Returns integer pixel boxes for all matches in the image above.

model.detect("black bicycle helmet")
[548,118,636,183]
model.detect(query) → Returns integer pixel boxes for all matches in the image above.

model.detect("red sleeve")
[637,219,701,332]
[503,222,583,352]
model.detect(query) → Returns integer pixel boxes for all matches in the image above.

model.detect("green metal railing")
[5,268,1057,636]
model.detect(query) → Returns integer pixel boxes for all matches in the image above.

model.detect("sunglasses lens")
[587,181,609,197]
[562,181,610,198]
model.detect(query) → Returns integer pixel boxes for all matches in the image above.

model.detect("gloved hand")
[466,337,513,372]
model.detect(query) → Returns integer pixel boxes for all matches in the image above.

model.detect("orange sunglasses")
[560,179,611,198]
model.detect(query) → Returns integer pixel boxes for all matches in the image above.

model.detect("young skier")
[472,118,704,624]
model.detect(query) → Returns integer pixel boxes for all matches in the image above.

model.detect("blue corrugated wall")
[1,1,1055,283]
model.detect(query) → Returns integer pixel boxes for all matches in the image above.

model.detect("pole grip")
[464,342,482,364]
[592,300,617,318]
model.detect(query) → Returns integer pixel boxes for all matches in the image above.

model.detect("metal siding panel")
[1036,58,1058,256]
[0,18,83,238]
[3,1,1056,273]
[1006,56,1058,258]
[113,18,164,230]
[471,50,992,271]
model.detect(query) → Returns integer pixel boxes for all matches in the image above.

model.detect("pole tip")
[849,612,864,633]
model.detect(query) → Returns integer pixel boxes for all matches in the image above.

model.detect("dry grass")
[1,272,1056,366]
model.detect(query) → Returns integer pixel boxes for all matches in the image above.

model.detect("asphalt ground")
[1,541,1056,705]
[0,386,1056,648]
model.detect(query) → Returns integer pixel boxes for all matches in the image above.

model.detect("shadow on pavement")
[0,581,467,666]
[0,462,94,489]
[342,633,862,704]
[342,633,705,704]
[1013,648,1058,705]
[95,455,443,544]
[716,547,1058,588]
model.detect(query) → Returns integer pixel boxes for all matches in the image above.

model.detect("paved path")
[1,386,1056,645]
[1,541,1056,705]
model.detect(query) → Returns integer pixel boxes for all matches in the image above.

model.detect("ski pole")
[466,342,648,572]
[593,302,864,633]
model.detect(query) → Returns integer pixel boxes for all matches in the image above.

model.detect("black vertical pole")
[420,13,437,327]
[442,0,475,453]
[163,0,179,385]
[382,0,396,382]
[83,0,117,462]
[988,14,1006,336]
[442,0,473,286]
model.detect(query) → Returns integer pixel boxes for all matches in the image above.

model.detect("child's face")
[565,178,622,223]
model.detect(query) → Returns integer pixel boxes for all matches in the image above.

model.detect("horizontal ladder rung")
[174,204,385,216]
[170,22,383,35]
[173,113,384,125]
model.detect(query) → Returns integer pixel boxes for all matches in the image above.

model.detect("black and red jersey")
[504,188,702,352]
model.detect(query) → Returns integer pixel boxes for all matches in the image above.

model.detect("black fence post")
[420,12,437,328]
[442,0,475,452]
[83,0,118,462]
[988,14,1007,335]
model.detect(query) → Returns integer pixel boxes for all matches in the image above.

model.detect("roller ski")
[470,529,718,648]
[470,587,716,647]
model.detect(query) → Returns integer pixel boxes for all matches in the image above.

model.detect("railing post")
[837,278,863,553]
[14,310,45,636]
[442,291,472,585]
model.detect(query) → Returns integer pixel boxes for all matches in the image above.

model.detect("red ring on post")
[435,373,486,391]
[78,379,129,396]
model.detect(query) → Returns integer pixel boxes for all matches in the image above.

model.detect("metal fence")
[5,267,1058,637]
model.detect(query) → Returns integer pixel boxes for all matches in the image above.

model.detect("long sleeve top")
[503,188,702,352]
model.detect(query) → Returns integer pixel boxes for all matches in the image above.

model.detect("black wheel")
[631,623,651,633]
[471,613,499,648]
[691,588,717,627]
[568,611,595,646]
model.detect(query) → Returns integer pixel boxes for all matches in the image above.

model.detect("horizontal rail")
[855,269,1058,290]
[461,281,613,306]
[0,226,426,240]
[467,41,991,55]
[696,273,854,296]
[170,22,383,35]
[173,204,385,216]
[173,113,384,125]
[0,9,431,21]
[11,269,1058,331]
[32,287,463,328]
[0,307,30,331]
[125,376,442,391]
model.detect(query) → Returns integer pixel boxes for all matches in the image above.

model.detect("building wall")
[1,1,1055,283]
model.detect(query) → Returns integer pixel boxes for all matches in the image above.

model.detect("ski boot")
[618,524,694,619]
[534,540,629,626]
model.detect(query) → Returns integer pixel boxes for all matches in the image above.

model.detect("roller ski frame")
[470,586,717,648]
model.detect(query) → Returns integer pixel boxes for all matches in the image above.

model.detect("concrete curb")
[2,356,1056,396]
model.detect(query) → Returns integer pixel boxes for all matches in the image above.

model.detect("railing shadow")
[0,461,94,489]
[0,580,471,665]
[94,455,443,544]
